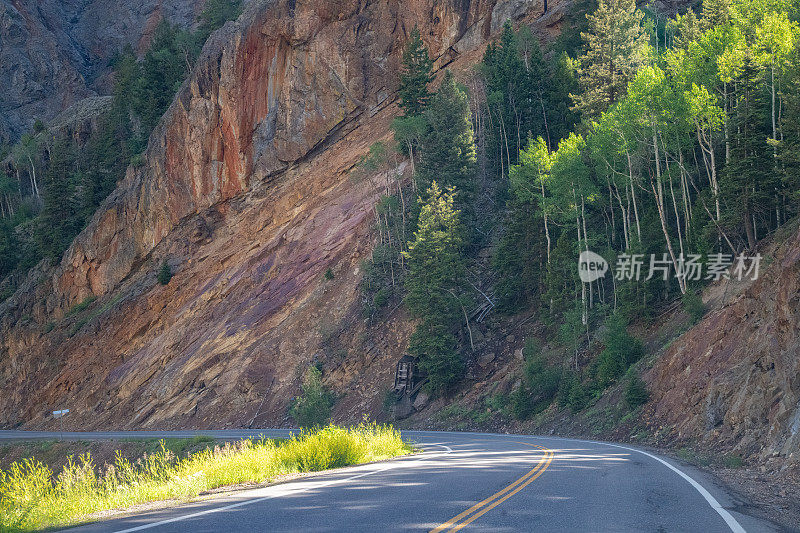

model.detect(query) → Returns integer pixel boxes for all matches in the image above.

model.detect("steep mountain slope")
[0,0,557,429]
[0,0,205,142]
[646,221,800,464]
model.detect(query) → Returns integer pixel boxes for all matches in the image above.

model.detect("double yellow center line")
[430,442,555,532]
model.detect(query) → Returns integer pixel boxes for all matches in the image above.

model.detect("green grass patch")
[68,294,123,337]
[65,296,97,318]
[0,424,410,532]
[722,453,744,468]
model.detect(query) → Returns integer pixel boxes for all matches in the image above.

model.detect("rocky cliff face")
[0,0,204,142]
[646,222,800,465]
[0,0,552,429]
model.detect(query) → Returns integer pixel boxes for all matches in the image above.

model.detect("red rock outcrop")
[0,0,551,429]
[646,222,800,464]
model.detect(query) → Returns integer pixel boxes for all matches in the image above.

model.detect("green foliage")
[555,370,591,412]
[324,268,334,281]
[66,296,97,318]
[624,371,650,408]
[197,0,243,42]
[36,139,81,260]
[403,182,466,394]
[682,291,706,323]
[572,0,649,118]
[382,390,400,413]
[722,453,744,468]
[359,190,408,322]
[157,260,173,286]
[511,356,561,419]
[360,142,388,171]
[595,314,644,387]
[492,196,543,312]
[480,22,578,190]
[0,424,407,532]
[416,71,477,217]
[290,366,334,428]
[391,115,427,157]
[0,3,243,286]
[398,26,435,117]
[485,393,510,413]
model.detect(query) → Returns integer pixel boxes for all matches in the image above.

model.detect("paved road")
[0,430,781,532]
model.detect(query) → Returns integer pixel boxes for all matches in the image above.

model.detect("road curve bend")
[0,430,780,532]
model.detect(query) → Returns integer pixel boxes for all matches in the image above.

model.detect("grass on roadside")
[0,424,410,532]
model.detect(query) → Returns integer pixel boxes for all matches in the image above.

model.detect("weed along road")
[0,430,778,532]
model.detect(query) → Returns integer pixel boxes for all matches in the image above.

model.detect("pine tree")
[719,52,772,250]
[157,259,173,285]
[198,0,243,41]
[403,182,466,394]
[135,21,188,134]
[36,138,78,260]
[417,71,477,215]
[481,23,547,177]
[398,26,435,117]
[572,0,649,119]
[702,0,733,30]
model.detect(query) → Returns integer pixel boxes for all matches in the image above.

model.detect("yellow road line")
[450,447,554,531]
[430,442,554,532]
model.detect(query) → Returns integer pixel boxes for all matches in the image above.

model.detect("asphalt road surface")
[0,430,782,532]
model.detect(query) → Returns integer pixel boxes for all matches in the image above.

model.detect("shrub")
[567,380,590,412]
[557,371,590,412]
[157,260,172,285]
[290,366,334,428]
[624,372,649,409]
[373,287,390,308]
[382,390,400,414]
[360,141,388,171]
[522,337,542,360]
[485,393,509,412]
[595,313,644,387]
[324,268,334,281]
[682,291,705,324]
[511,356,561,419]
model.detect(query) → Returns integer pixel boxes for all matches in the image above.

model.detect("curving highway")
[0,430,782,532]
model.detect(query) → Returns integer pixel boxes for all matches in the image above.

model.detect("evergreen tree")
[702,0,733,30]
[403,182,466,394]
[36,139,78,260]
[595,313,644,387]
[417,71,477,218]
[157,259,173,285]
[198,0,243,42]
[719,52,772,249]
[0,219,18,278]
[492,196,544,312]
[398,26,435,117]
[481,23,547,177]
[572,0,649,118]
[135,21,189,134]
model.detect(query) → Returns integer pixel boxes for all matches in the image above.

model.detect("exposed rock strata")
[0,0,548,429]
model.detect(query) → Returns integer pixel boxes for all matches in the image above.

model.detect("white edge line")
[457,432,747,533]
[109,444,453,533]
[592,441,746,533]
